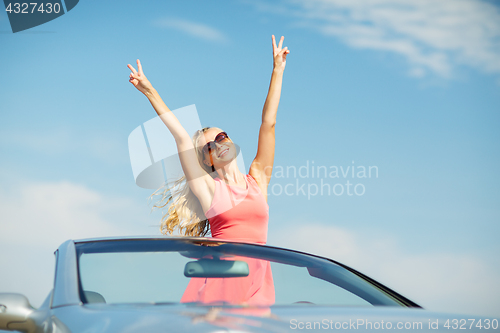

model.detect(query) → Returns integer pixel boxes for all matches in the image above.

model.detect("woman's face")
[200,128,237,169]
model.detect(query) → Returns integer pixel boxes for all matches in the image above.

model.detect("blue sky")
[1,0,499,317]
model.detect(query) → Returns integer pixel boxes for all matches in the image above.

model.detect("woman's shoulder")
[246,173,263,190]
[212,177,224,186]
[246,173,256,183]
[247,172,265,185]
[246,173,269,203]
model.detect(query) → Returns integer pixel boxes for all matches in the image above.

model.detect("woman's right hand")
[127,59,153,94]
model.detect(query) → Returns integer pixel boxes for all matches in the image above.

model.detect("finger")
[278,36,284,49]
[127,64,138,75]
[272,35,277,51]
[137,59,143,74]
[278,46,288,56]
[127,64,137,74]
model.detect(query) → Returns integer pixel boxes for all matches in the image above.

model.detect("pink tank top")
[205,174,269,244]
[180,174,275,305]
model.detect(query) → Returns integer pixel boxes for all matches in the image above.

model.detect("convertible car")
[0,236,497,332]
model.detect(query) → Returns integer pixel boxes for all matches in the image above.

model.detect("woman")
[127,35,289,305]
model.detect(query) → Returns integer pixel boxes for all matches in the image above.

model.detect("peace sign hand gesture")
[272,35,290,72]
[127,59,153,95]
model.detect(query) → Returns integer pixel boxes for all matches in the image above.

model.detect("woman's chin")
[219,148,237,161]
[214,155,237,170]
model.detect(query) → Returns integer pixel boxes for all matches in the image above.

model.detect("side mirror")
[0,293,36,332]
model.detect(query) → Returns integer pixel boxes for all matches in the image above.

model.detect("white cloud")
[0,180,159,307]
[269,223,500,317]
[154,18,228,43]
[253,0,500,78]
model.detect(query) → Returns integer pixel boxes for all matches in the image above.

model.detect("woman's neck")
[216,161,245,185]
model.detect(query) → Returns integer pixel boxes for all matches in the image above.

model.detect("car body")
[0,236,498,332]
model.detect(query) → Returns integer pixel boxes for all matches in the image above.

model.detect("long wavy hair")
[151,127,220,237]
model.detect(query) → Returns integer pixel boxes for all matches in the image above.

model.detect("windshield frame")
[74,237,421,308]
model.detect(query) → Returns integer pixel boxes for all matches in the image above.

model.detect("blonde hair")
[151,127,220,237]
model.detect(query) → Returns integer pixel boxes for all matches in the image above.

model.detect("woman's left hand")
[272,35,290,71]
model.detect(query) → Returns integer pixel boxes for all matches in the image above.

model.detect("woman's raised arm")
[128,60,215,205]
[128,60,191,144]
[249,36,290,197]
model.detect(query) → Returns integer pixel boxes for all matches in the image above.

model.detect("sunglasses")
[202,132,230,155]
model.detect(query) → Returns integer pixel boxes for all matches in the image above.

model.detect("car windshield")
[75,239,408,307]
